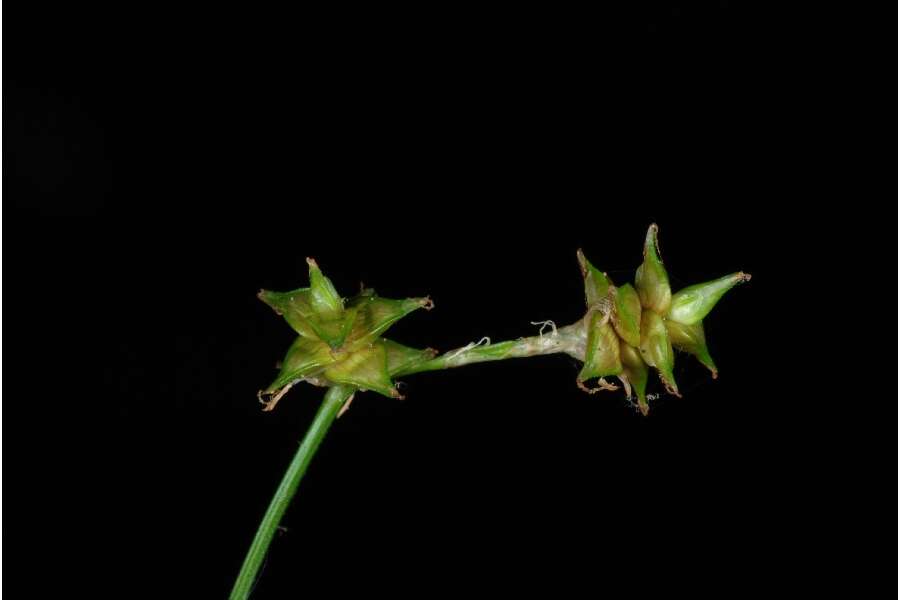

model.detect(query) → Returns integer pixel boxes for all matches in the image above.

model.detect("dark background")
[3,2,896,598]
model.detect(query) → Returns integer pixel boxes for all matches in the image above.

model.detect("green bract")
[257,258,435,411]
[575,224,750,413]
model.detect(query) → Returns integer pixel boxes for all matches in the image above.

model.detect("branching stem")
[395,320,587,375]
[232,319,589,598]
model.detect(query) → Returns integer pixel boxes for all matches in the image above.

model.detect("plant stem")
[395,320,588,376]
[230,384,354,600]
[232,320,587,597]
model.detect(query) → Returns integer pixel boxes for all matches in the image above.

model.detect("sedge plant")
[230,224,750,599]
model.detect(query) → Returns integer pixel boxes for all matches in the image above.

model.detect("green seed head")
[257,258,435,410]
[575,224,749,413]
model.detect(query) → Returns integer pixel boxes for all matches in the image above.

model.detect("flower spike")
[574,224,748,411]
[258,257,434,409]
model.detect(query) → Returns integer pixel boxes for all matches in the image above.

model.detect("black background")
[3,2,896,598]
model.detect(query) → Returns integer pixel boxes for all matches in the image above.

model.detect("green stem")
[395,320,587,376]
[232,320,587,597]
[230,384,354,600]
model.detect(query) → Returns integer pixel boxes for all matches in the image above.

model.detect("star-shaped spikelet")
[575,224,750,414]
[257,259,436,411]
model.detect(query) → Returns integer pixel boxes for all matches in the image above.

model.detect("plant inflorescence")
[231,224,750,599]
